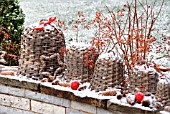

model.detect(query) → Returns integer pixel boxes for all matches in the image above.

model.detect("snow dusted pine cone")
[156,79,170,105]
[100,90,117,96]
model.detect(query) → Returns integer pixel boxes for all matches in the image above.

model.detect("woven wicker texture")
[64,45,95,83]
[129,70,159,94]
[91,57,125,91]
[156,79,170,105]
[17,25,65,79]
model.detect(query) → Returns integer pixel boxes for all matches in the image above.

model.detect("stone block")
[24,89,42,101]
[66,108,87,114]
[41,93,70,107]
[0,94,30,110]
[0,76,8,85]
[107,101,159,114]
[0,84,9,93]
[52,95,70,107]
[0,84,24,97]
[53,104,66,114]
[96,108,112,114]
[21,80,40,91]
[31,100,65,114]
[0,76,40,91]
[8,86,25,97]
[71,101,96,114]
[0,105,35,114]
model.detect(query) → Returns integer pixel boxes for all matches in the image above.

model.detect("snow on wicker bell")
[91,53,125,91]
[156,77,170,105]
[129,62,159,94]
[17,17,66,80]
[64,43,98,83]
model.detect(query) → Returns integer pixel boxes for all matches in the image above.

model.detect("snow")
[0,72,166,112]
[0,66,18,71]
[109,93,156,111]
[98,52,121,60]
[69,42,91,49]
[134,64,157,74]
[0,65,164,112]
[160,111,170,114]
[159,78,170,84]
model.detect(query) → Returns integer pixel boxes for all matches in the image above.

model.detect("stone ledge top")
[0,75,162,114]
[0,75,40,91]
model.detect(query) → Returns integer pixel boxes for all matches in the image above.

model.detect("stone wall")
[0,84,111,114]
[0,76,160,114]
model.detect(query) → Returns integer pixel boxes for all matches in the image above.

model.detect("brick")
[0,94,30,110]
[66,108,87,114]
[31,100,65,114]
[96,108,112,114]
[71,101,96,114]
[0,105,35,114]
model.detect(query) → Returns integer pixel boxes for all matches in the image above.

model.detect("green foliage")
[0,0,25,65]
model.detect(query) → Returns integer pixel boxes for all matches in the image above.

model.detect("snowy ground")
[19,0,170,67]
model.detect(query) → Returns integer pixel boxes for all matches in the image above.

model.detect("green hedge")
[0,0,25,66]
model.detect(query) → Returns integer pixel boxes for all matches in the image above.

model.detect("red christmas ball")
[71,81,80,90]
[135,92,144,103]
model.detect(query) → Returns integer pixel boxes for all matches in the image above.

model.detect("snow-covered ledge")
[0,75,164,114]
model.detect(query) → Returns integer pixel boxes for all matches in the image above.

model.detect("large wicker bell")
[17,17,66,80]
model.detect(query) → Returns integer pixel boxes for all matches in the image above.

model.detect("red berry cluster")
[83,46,98,69]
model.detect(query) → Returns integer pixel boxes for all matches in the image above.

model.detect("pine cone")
[100,90,117,96]
[58,82,70,87]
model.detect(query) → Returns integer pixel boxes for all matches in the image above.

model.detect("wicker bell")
[156,79,170,105]
[17,18,65,80]
[91,53,125,91]
[64,44,97,83]
[129,64,159,94]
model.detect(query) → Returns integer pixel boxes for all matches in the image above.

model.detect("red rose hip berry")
[135,92,144,103]
[71,81,80,90]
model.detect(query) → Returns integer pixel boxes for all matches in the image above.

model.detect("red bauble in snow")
[135,92,144,103]
[71,81,80,90]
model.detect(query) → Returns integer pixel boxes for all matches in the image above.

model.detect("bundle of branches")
[90,0,164,76]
